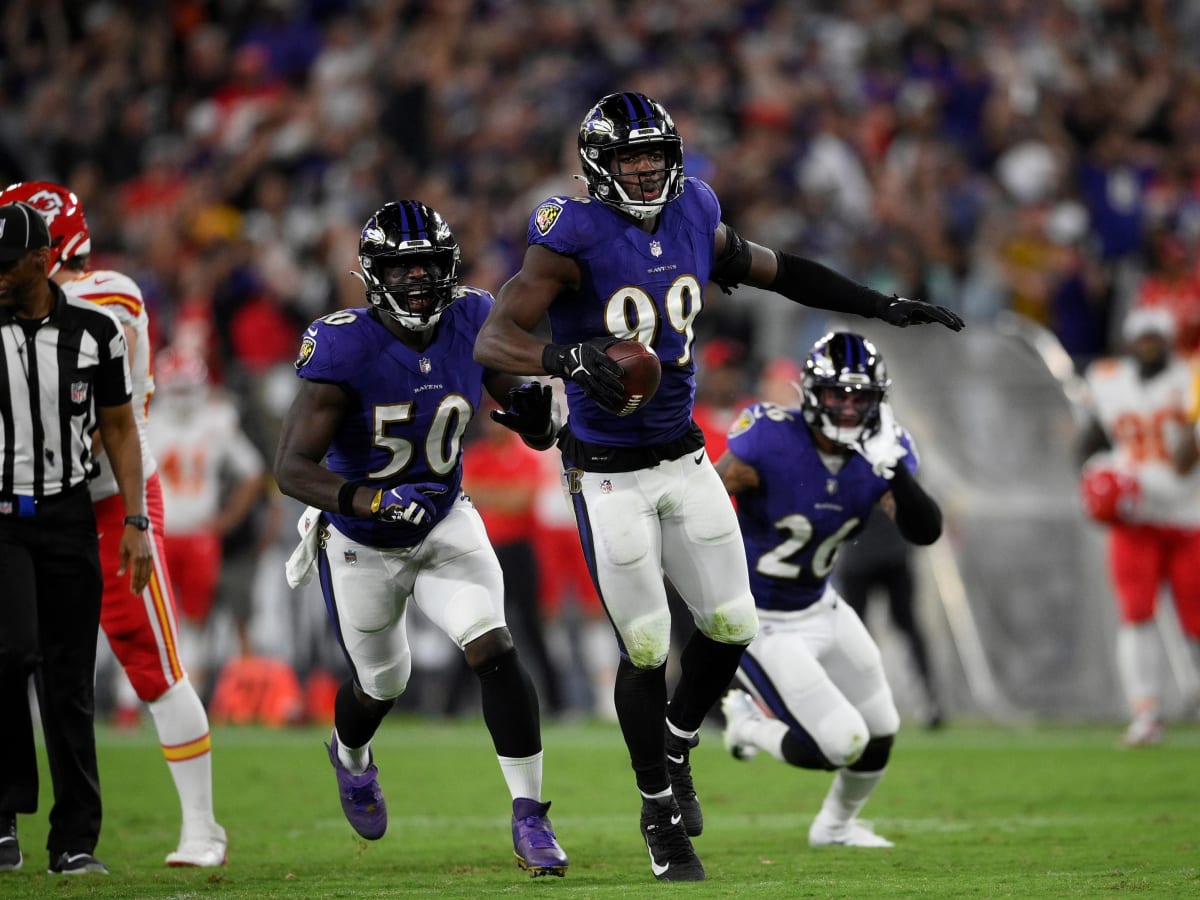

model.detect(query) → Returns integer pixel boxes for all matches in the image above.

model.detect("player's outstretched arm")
[710,223,964,332]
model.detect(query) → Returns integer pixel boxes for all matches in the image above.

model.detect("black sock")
[614,657,669,795]
[334,680,393,749]
[667,631,747,733]
[474,647,541,758]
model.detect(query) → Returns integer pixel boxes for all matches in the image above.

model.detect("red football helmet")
[0,181,91,276]
[1080,466,1140,525]
[154,346,209,391]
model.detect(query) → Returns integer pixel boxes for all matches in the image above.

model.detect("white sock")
[743,716,791,763]
[334,728,372,775]
[1116,623,1160,715]
[640,787,673,804]
[147,677,219,838]
[498,750,543,801]
[581,620,618,721]
[817,768,886,826]
[666,719,699,743]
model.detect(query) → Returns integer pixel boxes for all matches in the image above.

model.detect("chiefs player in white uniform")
[1078,306,1200,746]
[146,347,265,680]
[0,182,226,865]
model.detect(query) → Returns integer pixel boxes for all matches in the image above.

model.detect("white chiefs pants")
[317,496,506,701]
[564,449,758,669]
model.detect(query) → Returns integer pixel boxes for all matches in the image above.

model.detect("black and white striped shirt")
[1,281,131,498]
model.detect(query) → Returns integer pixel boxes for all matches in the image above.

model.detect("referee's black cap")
[0,201,52,262]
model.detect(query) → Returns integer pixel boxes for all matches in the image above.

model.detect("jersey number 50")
[368,397,472,481]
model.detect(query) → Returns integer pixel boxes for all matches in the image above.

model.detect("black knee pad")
[848,734,894,773]
[780,730,838,771]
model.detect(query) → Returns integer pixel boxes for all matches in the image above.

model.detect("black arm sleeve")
[889,464,943,545]
[771,251,890,319]
[711,225,754,293]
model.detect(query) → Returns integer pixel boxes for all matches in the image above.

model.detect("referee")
[0,201,152,876]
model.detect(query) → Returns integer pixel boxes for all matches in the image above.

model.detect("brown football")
[605,339,662,416]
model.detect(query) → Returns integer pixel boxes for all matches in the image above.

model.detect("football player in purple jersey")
[274,201,568,878]
[473,91,962,881]
[716,331,944,849]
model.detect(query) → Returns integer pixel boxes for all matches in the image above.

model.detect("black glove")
[491,382,556,448]
[877,296,965,332]
[541,338,626,413]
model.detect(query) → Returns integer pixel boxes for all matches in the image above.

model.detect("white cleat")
[1119,716,1163,748]
[808,818,894,848]
[720,689,762,761]
[166,824,227,867]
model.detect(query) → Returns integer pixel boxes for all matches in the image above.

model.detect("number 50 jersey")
[293,292,492,548]
[726,402,919,612]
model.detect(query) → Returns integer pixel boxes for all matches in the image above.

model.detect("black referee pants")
[0,486,104,856]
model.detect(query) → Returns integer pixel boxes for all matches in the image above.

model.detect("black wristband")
[541,344,567,377]
[123,514,150,531]
[337,481,360,517]
[771,251,889,319]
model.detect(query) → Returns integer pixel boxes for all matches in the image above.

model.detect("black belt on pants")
[558,422,705,473]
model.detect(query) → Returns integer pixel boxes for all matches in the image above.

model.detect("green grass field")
[2,717,1197,898]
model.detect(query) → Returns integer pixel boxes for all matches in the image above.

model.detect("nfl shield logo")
[826,478,838,495]
[0,501,11,515]
[71,381,88,404]
[343,549,358,565]
[600,479,613,494]
[649,240,662,257]
[419,357,432,375]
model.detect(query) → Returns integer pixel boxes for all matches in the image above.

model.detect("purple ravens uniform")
[727,402,918,612]
[528,177,720,447]
[294,290,492,548]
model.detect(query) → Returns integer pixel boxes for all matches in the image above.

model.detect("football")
[604,339,661,416]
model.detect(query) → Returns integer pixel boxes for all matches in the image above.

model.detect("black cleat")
[641,798,705,882]
[48,851,109,875]
[665,726,703,836]
[0,815,21,872]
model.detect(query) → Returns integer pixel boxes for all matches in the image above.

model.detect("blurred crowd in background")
[5,0,1200,723]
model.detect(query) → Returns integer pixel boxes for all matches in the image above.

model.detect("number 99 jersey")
[527,177,721,447]
[293,294,492,548]
[726,402,919,612]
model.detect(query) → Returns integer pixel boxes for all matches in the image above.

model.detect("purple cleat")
[326,736,387,840]
[511,798,568,877]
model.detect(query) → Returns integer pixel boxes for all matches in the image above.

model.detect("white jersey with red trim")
[146,392,264,533]
[1084,355,1200,526]
[62,269,157,498]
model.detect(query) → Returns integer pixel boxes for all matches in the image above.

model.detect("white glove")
[853,401,908,479]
